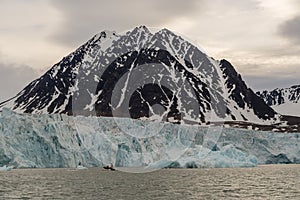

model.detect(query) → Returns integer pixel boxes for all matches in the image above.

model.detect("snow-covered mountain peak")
[0,26,280,125]
[129,25,152,36]
[86,30,118,47]
[257,85,300,117]
[94,30,117,40]
[157,27,177,36]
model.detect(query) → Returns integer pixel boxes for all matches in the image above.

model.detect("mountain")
[0,26,278,125]
[257,85,300,117]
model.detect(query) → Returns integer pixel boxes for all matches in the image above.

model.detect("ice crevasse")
[0,108,299,169]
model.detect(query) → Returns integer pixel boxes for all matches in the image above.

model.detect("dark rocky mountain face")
[94,48,213,124]
[0,26,279,125]
[257,85,300,106]
[220,60,276,120]
[257,85,300,119]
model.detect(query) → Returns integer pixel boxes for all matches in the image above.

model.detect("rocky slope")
[0,26,278,125]
[257,85,300,117]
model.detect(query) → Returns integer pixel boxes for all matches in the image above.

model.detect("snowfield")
[0,108,299,170]
[258,85,300,117]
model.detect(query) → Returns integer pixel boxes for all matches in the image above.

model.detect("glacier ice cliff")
[0,108,299,169]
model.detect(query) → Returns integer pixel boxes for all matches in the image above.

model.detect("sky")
[0,0,299,102]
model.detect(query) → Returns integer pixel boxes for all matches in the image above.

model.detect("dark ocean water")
[0,164,299,199]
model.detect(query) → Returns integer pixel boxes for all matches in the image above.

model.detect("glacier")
[0,108,299,170]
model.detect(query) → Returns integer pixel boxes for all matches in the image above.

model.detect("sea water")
[0,164,299,199]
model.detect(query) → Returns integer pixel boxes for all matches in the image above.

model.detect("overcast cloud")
[0,0,299,101]
[0,63,39,102]
[279,15,300,44]
[49,0,202,47]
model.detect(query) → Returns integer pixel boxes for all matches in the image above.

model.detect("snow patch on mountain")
[0,26,278,125]
[258,85,300,116]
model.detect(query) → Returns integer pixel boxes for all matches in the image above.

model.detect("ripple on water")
[0,165,299,199]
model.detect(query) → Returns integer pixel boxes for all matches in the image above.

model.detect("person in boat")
[103,163,115,170]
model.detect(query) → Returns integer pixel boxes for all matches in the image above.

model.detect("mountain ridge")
[257,84,300,117]
[1,26,279,125]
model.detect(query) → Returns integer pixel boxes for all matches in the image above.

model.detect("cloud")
[0,63,39,102]
[0,0,298,93]
[238,63,300,91]
[279,15,300,44]
[0,0,68,69]
[49,0,201,47]
[244,75,300,92]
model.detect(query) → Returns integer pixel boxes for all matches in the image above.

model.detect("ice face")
[0,108,299,170]
[146,144,258,169]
